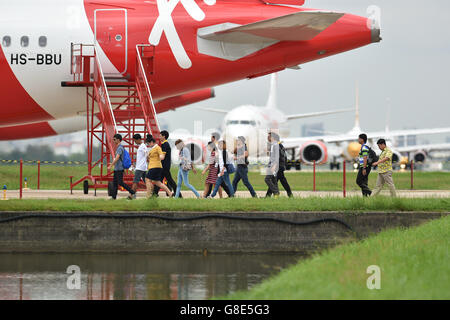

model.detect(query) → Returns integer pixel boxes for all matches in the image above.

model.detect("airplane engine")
[413,150,427,163]
[391,149,401,163]
[345,142,361,159]
[184,139,207,164]
[299,141,328,165]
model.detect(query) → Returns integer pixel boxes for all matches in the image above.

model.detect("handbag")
[180,148,192,171]
[225,163,236,174]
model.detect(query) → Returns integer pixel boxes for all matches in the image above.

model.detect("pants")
[211,172,234,198]
[153,168,181,197]
[205,182,231,198]
[266,169,293,197]
[356,167,372,196]
[232,165,257,197]
[265,174,279,196]
[373,171,396,197]
[112,170,135,199]
[175,168,200,198]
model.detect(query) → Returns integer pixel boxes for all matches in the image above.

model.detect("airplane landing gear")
[330,162,340,170]
[83,180,89,194]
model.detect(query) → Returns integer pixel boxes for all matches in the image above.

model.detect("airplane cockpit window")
[2,36,11,47]
[227,120,257,126]
[239,120,256,126]
[39,36,47,47]
[20,36,29,47]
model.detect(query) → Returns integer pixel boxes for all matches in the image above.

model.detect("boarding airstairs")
[64,43,161,194]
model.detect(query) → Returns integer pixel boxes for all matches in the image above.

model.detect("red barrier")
[37,160,41,190]
[411,160,414,190]
[313,160,316,192]
[20,159,23,199]
[343,160,346,198]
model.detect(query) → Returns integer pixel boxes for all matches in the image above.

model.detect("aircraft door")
[94,9,128,75]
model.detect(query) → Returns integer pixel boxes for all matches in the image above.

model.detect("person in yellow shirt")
[371,139,396,197]
[145,136,173,198]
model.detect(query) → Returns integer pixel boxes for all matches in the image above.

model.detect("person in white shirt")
[209,140,235,198]
[130,134,149,198]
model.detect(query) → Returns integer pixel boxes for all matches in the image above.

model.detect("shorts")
[133,170,147,183]
[146,168,163,181]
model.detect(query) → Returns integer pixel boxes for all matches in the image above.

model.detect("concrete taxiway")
[3,189,450,200]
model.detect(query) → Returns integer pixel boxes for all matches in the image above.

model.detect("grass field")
[1,164,449,191]
[218,215,450,299]
[1,197,449,212]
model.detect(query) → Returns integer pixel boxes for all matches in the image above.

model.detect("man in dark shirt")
[266,140,293,198]
[153,130,181,197]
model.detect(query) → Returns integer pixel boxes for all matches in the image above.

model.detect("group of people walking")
[108,130,293,200]
[108,130,396,200]
[356,133,397,197]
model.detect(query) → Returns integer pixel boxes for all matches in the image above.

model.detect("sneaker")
[127,195,133,200]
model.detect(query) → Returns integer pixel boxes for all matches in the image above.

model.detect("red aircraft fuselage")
[0,0,380,139]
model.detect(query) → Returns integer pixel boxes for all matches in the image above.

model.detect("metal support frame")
[68,43,161,193]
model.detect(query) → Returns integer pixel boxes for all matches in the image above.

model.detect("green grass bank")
[1,197,449,212]
[220,215,450,299]
[1,164,450,191]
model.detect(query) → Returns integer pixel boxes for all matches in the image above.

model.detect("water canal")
[0,253,305,300]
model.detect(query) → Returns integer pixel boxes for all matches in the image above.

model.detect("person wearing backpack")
[266,138,293,198]
[107,133,136,200]
[356,133,373,197]
[264,132,280,198]
[174,139,201,198]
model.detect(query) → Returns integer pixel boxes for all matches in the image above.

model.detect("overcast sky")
[159,0,450,142]
[3,0,450,151]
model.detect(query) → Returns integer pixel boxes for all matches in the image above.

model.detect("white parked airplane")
[180,73,353,160]
[282,86,450,169]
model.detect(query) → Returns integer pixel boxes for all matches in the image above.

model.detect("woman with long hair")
[202,141,223,198]
[174,139,201,198]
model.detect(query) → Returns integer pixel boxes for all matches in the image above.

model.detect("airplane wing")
[396,143,450,153]
[280,127,450,149]
[368,127,450,140]
[198,11,345,43]
[193,106,229,114]
[286,108,353,120]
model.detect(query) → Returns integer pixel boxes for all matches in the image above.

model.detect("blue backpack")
[122,148,131,169]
